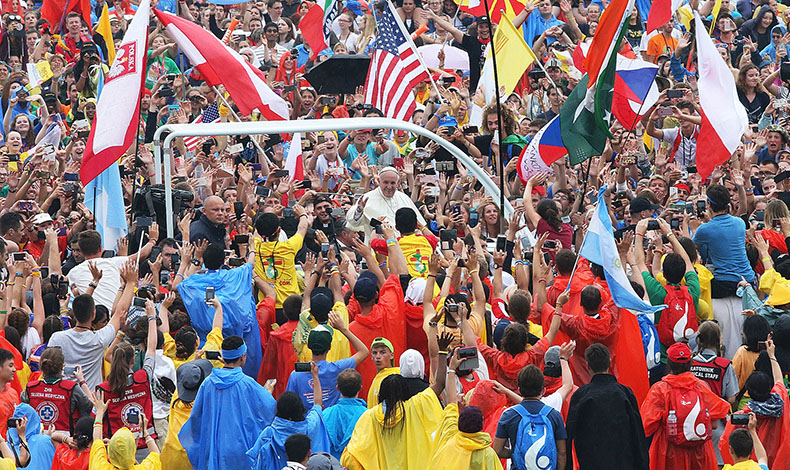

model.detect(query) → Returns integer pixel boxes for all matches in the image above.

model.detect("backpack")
[512,404,557,470]
[637,313,662,370]
[657,285,698,346]
[666,384,712,446]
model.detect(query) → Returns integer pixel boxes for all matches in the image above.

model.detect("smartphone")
[64,366,76,376]
[302,180,312,190]
[294,362,311,372]
[463,126,479,135]
[12,252,25,262]
[657,107,673,117]
[127,413,139,425]
[440,229,457,251]
[776,170,790,184]
[255,185,272,198]
[64,172,79,181]
[758,341,767,351]
[228,257,245,267]
[149,246,162,262]
[205,350,221,360]
[205,286,215,302]
[317,135,326,145]
[496,235,507,253]
[730,414,750,426]
[543,240,558,250]
[687,165,697,174]
[7,154,19,162]
[6,418,16,429]
[435,161,454,172]
[696,200,706,214]
[393,156,404,169]
[320,96,336,105]
[235,234,249,244]
[331,207,345,218]
[468,211,479,228]
[666,89,684,99]
[250,163,262,172]
[137,217,153,228]
[670,218,680,230]
[227,143,244,155]
[669,186,679,198]
[754,210,765,221]
[283,207,294,218]
[321,242,330,260]
[274,169,289,178]
[170,253,181,269]
[132,297,146,308]
[233,201,244,217]
[224,249,233,258]
[369,217,383,234]
[40,266,49,279]
[646,219,660,230]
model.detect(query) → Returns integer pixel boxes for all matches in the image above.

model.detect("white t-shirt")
[152,350,177,419]
[67,256,128,309]
[541,390,564,412]
[20,327,40,361]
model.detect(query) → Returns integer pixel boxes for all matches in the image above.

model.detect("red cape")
[257,320,298,398]
[641,372,730,470]
[719,382,790,469]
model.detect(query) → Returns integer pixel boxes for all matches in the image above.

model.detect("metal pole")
[210,86,270,159]
[154,118,515,237]
[479,4,506,233]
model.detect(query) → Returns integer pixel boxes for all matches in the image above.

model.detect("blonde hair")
[356,14,376,49]
[765,199,789,229]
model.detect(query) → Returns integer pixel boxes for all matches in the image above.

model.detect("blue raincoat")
[8,404,55,470]
[322,398,368,459]
[179,367,276,470]
[246,405,330,469]
[761,25,790,62]
[521,11,564,47]
[177,264,262,377]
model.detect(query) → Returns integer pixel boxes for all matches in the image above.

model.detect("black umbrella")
[304,54,371,95]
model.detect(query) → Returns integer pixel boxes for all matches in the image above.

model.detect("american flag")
[363,2,429,121]
[184,102,221,152]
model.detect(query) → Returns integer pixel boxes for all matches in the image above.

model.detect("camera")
[445,304,459,313]
[133,184,194,223]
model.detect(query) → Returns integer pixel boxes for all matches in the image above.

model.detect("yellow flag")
[97,4,116,65]
[492,11,537,96]
[709,0,722,34]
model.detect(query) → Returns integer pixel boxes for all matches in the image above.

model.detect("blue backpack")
[637,313,662,371]
[511,404,557,470]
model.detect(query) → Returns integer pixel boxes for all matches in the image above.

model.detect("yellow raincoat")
[430,404,503,470]
[342,387,442,470]
[160,392,193,470]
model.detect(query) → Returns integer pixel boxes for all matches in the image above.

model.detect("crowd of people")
[0,0,787,468]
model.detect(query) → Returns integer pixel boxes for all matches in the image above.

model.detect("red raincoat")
[257,319,299,398]
[347,275,407,400]
[404,303,429,374]
[477,337,548,393]
[641,372,730,470]
[719,382,790,470]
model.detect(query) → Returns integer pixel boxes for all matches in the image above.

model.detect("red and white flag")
[155,9,289,120]
[183,103,221,152]
[646,0,684,32]
[285,133,305,198]
[80,0,150,185]
[364,1,430,121]
[694,12,747,179]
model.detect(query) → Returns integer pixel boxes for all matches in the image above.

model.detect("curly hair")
[482,103,519,136]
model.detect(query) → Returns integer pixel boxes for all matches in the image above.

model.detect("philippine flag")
[612,55,660,130]
[517,116,566,184]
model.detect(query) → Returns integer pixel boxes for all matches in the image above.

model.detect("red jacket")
[641,372,730,470]
[257,320,298,398]
[720,382,790,470]
[477,337,548,393]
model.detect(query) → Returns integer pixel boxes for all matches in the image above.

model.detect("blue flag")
[84,162,128,251]
[579,188,666,314]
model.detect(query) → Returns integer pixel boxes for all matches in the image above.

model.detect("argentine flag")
[84,163,128,251]
[580,188,666,314]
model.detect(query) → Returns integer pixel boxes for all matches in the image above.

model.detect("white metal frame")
[153,118,514,238]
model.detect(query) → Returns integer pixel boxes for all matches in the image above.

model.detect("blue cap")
[438,115,458,128]
[354,271,380,303]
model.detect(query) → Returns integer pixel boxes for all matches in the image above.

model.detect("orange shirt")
[0,383,20,438]
[647,34,678,62]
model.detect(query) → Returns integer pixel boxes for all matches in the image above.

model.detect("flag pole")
[480,6,506,233]
[564,193,598,291]
[211,86,269,162]
[388,1,443,95]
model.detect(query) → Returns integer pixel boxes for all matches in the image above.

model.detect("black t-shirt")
[461,34,487,92]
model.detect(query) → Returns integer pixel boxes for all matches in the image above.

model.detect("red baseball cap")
[667,342,692,363]
[674,183,690,193]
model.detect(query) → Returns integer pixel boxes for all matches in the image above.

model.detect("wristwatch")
[191,258,201,267]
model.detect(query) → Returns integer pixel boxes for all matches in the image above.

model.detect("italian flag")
[300,0,342,60]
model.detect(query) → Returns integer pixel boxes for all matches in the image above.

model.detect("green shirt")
[642,270,701,363]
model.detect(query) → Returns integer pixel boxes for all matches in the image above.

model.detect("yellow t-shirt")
[294,302,351,363]
[0,457,14,470]
[253,234,304,308]
[397,234,433,278]
[163,327,224,369]
[722,461,767,470]
[367,367,400,408]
